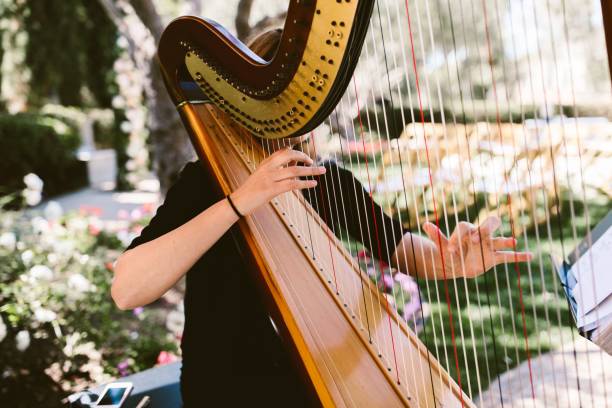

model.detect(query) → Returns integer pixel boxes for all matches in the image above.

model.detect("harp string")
[372,2,435,392]
[560,0,610,399]
[213,129,358,403]
[417,0,487,398]
[325,110,374,341]
[410,0,486,396]
[371,0,453,397]
[322,112,367,326]
[397,1,472,403]
[366,9,448,391]
[514,0,580,399]
[478,0,538,399]
[491,0,574,403]
[491,0,554,402]
[340,77,403,381]
[362,23,450,397]
[205,0,610,404]
[341,88,401,388]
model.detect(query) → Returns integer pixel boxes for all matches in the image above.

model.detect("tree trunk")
[99,0,196,194]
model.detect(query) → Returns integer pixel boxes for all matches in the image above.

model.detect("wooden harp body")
[158,0,612,406]
[158,1,469,407]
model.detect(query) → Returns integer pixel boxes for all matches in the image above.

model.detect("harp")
[158,1,612,406]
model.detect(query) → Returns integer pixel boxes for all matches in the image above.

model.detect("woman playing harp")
[110,28,532,407]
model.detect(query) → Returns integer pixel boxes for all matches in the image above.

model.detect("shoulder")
[163,159,214,207]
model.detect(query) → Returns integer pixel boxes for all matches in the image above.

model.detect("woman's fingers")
[473,216,502,243]
[448,221,475,253]
[275,165,326,181]
[423,222,449,249]
[278,178,318,193]
[269,148,314,167]
[494,250,533,264]
[492,237,516,250]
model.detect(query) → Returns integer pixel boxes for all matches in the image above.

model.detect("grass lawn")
[338,157,610,398]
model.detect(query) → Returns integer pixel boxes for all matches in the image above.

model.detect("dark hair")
[247,28,282,60]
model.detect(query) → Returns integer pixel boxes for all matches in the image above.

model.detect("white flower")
[47,253,58,265]
[21,250,34,265]
[0,232,16,251]
[165,310,185,334]
[29,265,54,281]
[16,330,30,352]
[34,308,57,323]
[23,173,43,192]
[0,316,6,343]
[44,201,63,221]
[23,189,42,206]
[31,216,50,234]
[120,121,132,133]
[66,217,88,232]
[68,274,93,293]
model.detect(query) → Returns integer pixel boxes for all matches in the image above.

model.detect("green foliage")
[19,0,120,108]
[0,112,87,201]
[0,203,178,407]
[415,194,611,398]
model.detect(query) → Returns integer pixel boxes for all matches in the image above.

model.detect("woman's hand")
[231,147,326,215]
[421,215,533,279]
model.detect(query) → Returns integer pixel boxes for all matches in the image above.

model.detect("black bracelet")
[226,194,244,218]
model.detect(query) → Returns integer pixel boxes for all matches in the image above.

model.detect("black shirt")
[127,159,404,407]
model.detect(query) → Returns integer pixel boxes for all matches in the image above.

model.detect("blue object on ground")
[88,362,182,408]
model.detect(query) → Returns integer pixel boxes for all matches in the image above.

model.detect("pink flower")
[117,359,130,377]
[88,224,101,236]
[132,307,144,316]
[117,209,129,220]
[395,273,418,293]
[380,274,394,291]
[142,203,155,214]
[357,249,369,259]
[156,351,179,366]
[403,299,421,322]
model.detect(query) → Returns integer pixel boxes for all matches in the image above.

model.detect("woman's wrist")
[226,194,244,218]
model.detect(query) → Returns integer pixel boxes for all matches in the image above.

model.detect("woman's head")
[247,28,283,61]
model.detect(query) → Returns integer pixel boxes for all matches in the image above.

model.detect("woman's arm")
[391,216,533,280]
[111,148,325,310]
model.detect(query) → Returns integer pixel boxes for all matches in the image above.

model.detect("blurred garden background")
[0,0,611,407]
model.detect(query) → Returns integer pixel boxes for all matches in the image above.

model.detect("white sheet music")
[571,226,612,328]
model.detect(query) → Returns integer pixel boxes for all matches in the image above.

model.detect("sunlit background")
[0,0,610,406]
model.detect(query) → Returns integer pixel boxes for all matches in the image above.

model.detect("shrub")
[0,197,179,407]
[0,113,87,202]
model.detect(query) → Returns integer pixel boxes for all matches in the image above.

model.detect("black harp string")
[378,0,460,398]
[396,0,471,400]
[362,8,444,398]
[459,0,526,399]
[560,0,610,400]
[361,9,432,385]
[376,0,439,392]
[492,0,570,404]
[496,0,566,404]
[515,0,582,400]
[419,0,492,398]
[478,0,540,400]
[407,0,485,396]
[322,111,365,325]
[330,108,375,341]
[430,0,500,399]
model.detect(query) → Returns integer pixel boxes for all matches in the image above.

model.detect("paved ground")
[37,185,160,221]
[475,336,612,407]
